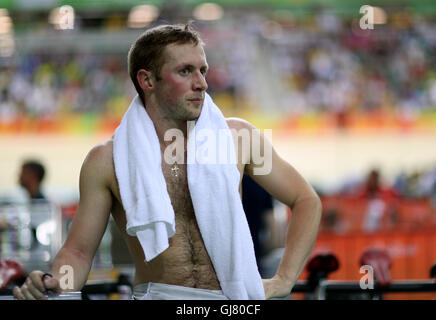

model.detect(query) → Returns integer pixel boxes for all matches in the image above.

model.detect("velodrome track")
[1,130,436,200]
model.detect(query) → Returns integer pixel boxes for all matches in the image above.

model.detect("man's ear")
[137,69,154,92]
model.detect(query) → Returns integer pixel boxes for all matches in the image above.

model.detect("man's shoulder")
[81,137,114,176]
[225,117,256,131]
[86,137,114,162]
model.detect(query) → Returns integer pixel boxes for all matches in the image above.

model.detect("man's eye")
[179,69,189,75]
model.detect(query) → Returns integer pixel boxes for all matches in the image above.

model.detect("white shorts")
[133,282,229,300]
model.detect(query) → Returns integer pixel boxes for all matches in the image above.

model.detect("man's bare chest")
[161,160,194,215]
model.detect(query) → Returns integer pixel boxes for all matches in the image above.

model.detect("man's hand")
[262,275,294,299]
[13,271,61,300]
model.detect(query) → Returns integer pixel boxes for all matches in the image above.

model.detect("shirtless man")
[13,24,321,300]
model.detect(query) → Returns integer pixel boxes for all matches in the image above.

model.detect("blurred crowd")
[0,54,135,121]
[338,166,436,203]
[0,10,436,122]
[319,166,436,233]
[393,167,436,203]
[263,11,436,121]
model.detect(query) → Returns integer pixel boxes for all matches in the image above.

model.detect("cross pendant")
[171,164,180,177]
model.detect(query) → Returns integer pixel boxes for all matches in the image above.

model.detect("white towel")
[113,93,265,300]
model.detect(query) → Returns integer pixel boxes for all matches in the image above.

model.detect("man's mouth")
[187,97,204,105]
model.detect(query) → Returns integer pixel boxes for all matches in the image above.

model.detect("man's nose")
[193,71,208,91]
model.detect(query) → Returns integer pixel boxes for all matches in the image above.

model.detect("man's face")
[153,43,209,121]
[19,165,31,188]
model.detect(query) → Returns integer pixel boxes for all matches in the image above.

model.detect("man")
[19,160,47,201]
[17,160,48,249]
[13,23,321,300]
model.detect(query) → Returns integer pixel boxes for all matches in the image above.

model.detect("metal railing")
[0,273,132,300]
[292,279,436,299]
[0,202,63,272]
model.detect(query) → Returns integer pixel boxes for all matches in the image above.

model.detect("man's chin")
[187,105,202,121]
[186,115,200,122]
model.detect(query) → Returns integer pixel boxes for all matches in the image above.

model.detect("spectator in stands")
[358,168,398,200]
[18,160,47,202]
[358,169,398,233]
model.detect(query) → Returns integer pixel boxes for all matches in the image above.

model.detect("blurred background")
[0,0,435,299]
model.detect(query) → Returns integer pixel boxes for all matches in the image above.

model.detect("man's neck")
[27,185,42,199]
[145,107,188,164]
[144,101,189,145]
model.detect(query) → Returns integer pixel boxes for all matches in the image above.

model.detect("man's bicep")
[62,150,113,261]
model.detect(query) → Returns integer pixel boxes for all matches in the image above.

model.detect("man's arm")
[243,120,322,299]
[13,143,113,299]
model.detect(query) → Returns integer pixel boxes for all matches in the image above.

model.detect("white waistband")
[133,282,229,300]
